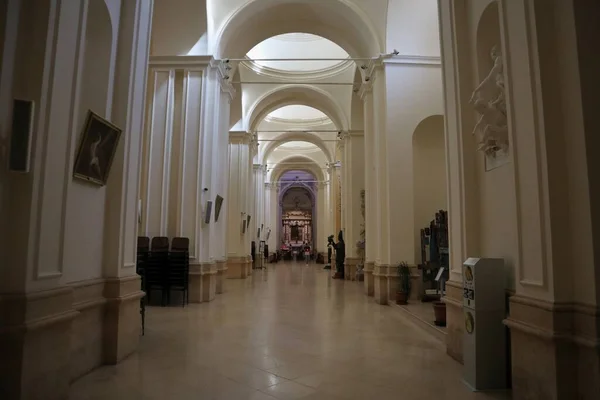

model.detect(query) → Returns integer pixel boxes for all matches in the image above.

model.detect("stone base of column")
[374,264,420,305]
[442,280,464,363]
[216,260,227,294]
[374,264,390,305]
[70,279,107,380]
[246,255,253,276]
[504,295,600,399]
[344,257,361,281]
[364,262,374,296]
[189,263,217,303]
[103,275,145,365]
[0,287,77,400]
[226,257,248,279]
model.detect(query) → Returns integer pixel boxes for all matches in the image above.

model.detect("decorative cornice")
[263,114,332,127]
[383,55,442,66]
[229,130,253,144]
[148,55,213,69]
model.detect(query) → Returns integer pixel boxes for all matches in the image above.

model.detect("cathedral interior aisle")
[70,264,509,400]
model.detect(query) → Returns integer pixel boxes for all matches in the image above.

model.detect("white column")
[139,59,233,301]
[250,164,262,244]
[316,183,327,255]
[139,68,175,239]
[266,182,279,252]
[252,165,266,243]
[360,85,376,295]
[226,132,253,278]
[339,140,347,239]
[372,67,389,268]
[325,168,335,238]
[341,132,365,280]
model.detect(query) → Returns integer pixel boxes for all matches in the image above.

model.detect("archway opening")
[279,171,316,260]
[215,0,382,60]
[412,115,448,278]
[246,33,351,73]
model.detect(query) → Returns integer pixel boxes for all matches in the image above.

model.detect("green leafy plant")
[397,262,411,295]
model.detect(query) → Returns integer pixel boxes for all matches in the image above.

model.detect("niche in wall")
[412,115,447,263]
[63,0,113,283]
[471,1,508,171]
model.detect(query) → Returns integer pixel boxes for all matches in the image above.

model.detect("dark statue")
[329,231,345,279]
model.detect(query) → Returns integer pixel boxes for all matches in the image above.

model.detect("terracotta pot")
[433,301,447,327]
[396,291,408,305]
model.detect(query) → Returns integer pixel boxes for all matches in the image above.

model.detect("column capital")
[326,161,341,175]
[357,56,386,100]
[229,131,254,145]
[338,131,351,142]
[249,132,259,156]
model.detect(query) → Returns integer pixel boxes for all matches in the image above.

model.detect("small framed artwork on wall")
[73,110,122,186]
[215,195,224,222]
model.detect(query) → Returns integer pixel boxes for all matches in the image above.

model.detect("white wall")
[63,0,118,283]
[151,0,208,56]
[384,62,444,265]
[0,0,153,291]
[386,0,441,56]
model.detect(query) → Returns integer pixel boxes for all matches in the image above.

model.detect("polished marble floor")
[70,263,511,400]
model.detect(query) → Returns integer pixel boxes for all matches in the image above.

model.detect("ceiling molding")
[271,33,322,43]
[263,114,332,127]
[241,57,355,81]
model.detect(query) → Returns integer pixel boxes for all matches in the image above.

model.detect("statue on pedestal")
[470,45,508,156]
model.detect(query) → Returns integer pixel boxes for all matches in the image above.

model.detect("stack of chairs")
[136,237,150,334]
[146,237,169,306]
[168,237,190,306]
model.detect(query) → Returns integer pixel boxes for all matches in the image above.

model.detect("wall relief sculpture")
[469,45,508,162]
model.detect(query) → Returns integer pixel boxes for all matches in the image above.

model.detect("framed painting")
[214,195,224,222]
[73,110,122,186]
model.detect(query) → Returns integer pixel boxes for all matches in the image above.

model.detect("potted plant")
[396,262,411,305]
[433,301,447,326]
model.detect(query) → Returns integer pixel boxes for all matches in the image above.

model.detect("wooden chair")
[146,237,169,306]
[136,236,150,334]
[168,237,190,306]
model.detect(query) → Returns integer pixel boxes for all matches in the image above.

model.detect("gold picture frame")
[73,110,122,186]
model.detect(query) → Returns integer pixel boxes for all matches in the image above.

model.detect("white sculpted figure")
[470,45,508,155]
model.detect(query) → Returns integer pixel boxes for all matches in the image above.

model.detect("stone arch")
[260,133,333,165]
[247,85,348,132]
[214,0,382,59]
[270,155,325,183]
[280,182,316,205]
